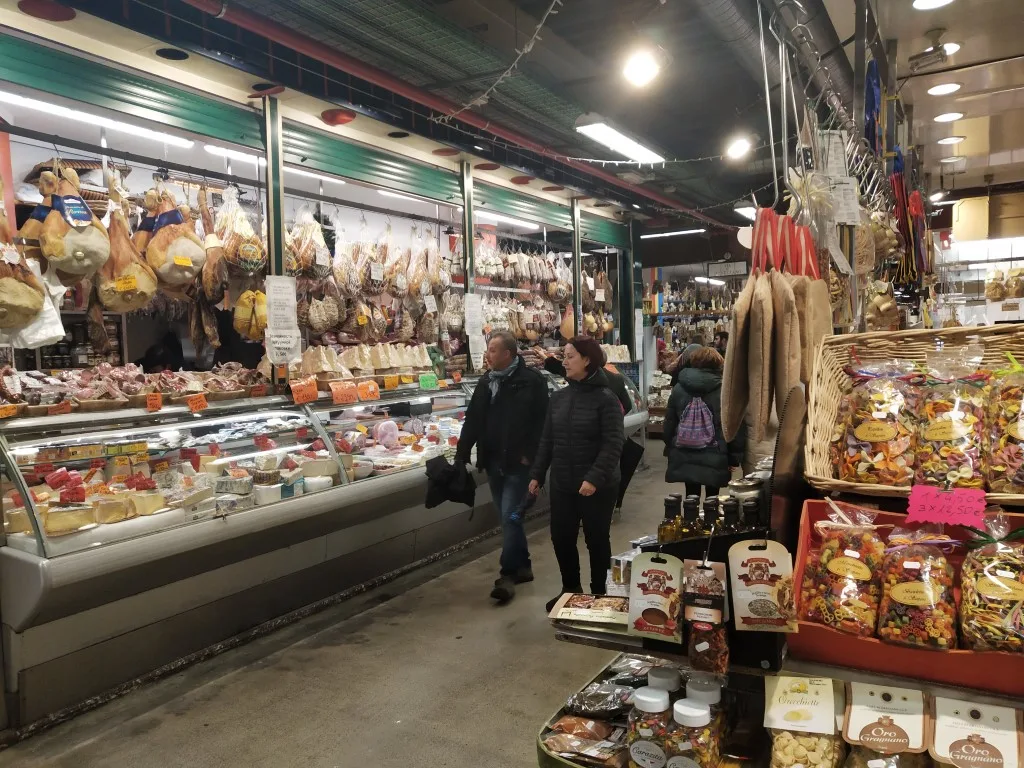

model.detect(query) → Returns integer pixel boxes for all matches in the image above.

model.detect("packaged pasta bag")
[384,233,412,299]
[767,677,846,768]
[877,527,958,650]
[842,746,932,768]
[960,511,1024,653]
[408,233,430,298]
[356,224,386,295]
[799,503,886,636]
[988,358,1024,493]
[915,346,989,489]
[834,362,919,487]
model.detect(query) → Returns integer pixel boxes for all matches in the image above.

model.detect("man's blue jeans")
[488,466,532,577]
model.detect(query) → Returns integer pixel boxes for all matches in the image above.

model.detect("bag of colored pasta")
[799,503,886,636]
[914,346,989,489]
[833,362,918,487]
[960,512,1024,653]
[877,527,957,650]
[988,361,1024,492]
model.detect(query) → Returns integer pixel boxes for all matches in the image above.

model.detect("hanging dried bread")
[37,167,111,282]
[198,187,228,303]
[97,178,158,313]
[145,190,203,287]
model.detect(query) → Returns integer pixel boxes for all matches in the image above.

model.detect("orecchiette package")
[765,676,847,768]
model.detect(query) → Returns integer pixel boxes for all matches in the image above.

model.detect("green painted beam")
[571,199,582,337]
[460,160,475,294]
[579,212,631,250]
[263,96,285,277]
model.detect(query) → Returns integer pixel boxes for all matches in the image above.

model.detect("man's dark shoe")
[513,567,535,584]
[490,576,515,603]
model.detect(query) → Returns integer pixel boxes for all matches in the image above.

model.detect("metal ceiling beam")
[177,0,729,226]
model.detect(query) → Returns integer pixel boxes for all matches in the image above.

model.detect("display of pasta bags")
[915,346,989,490]
[799,502,886,637]
[833,362,918,487]
[356,222,386,295]
[988,358,1024,492]
[960,511,1024,653]
[877,527,957,650]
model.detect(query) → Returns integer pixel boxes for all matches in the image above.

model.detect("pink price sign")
[906,484,986,527]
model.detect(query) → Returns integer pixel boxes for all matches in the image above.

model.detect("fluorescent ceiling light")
[623,49,661,87]
[473,145,485,151]
[726,137,752,160]
[204,144,266,166]
[378,190,429,203]
[694,276,725,286]
[285,166,345,184]
[938,136,965,145]
[913,0,954,8]
[930,190,946,201]
[575,118,665,163]
[640,228,706,240]
[934,112,964,122]
[927,82,961,96]
[475,210,539,230]
[934,199,957,206]
[734,205,757,221]
[939,155,963,163]
[632,203,641,210]
[0,89,194,148]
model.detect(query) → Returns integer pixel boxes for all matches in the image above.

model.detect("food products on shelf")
[877,528,957,649]
[627,687,670,768]
[769,731,843,768]
[988,370,1024,492]
[841,746,931,768]
[145,191,204,287]
[215,185,266,276]
[664,699,717,768]
[960,515,1024,653]
[565,682,636,720]
[97,184,158,314]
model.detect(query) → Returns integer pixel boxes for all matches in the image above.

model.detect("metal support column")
[885,39,899,175]
[854,0,868,142]
[262,95,285,276]
[460,161,475,293]
[570,199,582,337]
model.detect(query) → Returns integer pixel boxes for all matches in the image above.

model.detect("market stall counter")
[0,381,517,728]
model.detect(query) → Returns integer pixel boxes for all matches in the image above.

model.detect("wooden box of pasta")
[788,499,1024,698]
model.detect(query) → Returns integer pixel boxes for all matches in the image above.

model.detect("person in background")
[663,347,744,500]
[139,332,185,373]
[529,337,624,612]
[538,349,632,415]
[455,331,549,604]
[669,342,704,389]
[714,330,729,356]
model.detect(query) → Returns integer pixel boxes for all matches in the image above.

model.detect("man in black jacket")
[456,331,549,603]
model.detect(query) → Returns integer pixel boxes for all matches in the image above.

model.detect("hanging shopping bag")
[746,208,776,443]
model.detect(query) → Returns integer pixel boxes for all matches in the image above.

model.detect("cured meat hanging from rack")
[198,187,228,303]
[145,190,204,287]
[215,186,266,276]
[96,176,158,314]
[86,286,112,355]
[132,189,159,253]
[36,167,111,284]
[0,176,45,329]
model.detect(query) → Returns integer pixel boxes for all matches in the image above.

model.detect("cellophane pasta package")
[988,369,1024,492]
[877,527,958,650]
[914,347,989,489]
[833,363,918,487]
[960,512,1024,653]
[800,505,886,637]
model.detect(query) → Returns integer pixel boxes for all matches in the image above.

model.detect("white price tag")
[830,177,861,226]
[315,247,329,267]
[827,225,854,275]
[586,276,595,291]
[370,262,384,281]
[264,275,299,331]
[423,294,438,314]
[266,329,302,365]
[595,289,606,302]
[823,130,849,178]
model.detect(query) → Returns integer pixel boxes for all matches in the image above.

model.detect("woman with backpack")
[663,347,745,499]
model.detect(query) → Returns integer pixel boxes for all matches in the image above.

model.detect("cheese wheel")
[254,484,282,506]
[4,506,32,534]
[129,491,166,516]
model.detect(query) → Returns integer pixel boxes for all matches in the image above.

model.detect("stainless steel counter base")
[0,470,527,729]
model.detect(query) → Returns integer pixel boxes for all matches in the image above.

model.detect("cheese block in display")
[215,493,254,515]
[304,476,333,493]
[4,507,32,534]
[94,496,130,524]
[215,475,254,494]
[44,504,96,535]
[178,486,214,509]
[250,469,281,485]
[281,479,304,498]
[280,467,304,486]
[254,453,281,471]
[128,491,166,517]
[253,484,282,506]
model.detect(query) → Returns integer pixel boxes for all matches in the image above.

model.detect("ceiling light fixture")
[927,82,961,95]
[475,210,539,230]
[934,112,964,122]
[378,190,428,203]
[939,156,964,163]
[473,145,485,151]
[575,114,665,163]
[285,166,346,184]
[725,137,753,160]
[933,199,957,206]
[623,49,661,87]
[632,203,641,209]
[0,89,194,148]
[204,144,266,165]
[640,228,706,240]
[938,136,966,145]
[930,190,946,202]
[734,205,757,221]
[694,276,726,286]
[913,0,955,9]
[941,42,961,55]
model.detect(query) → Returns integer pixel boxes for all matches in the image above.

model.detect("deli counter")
[0,372,646,729]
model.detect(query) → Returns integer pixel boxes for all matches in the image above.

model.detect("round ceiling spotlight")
[927,82,961,96]
[934,112,963,122]
[941,42,961,55]
[510,175,533,185]
[913,0,955,9]
[542,185,565,192]
[250,82,278,93]
[387,131,410,139]
[474,163,500,171]
[623,48,662,88]
[938,135,965,145]
[725,137,753,160]
[431,147,460,156]
[930,190,946,202]
[155,48,189,61]
[17,0,75,22]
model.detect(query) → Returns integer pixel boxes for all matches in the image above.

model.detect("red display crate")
[788,499,1024,698]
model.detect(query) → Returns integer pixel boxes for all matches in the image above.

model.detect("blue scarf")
[488,356,519,401]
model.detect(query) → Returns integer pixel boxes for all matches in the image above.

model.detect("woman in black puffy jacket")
[529,337,624,611]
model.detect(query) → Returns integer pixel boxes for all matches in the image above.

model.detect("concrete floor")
[1,454,673,768]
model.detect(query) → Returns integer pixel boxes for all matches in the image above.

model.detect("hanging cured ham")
[145,190,204,287]
[16,172,56,263]
[96,177,158,313]
[0,175,45,329]
[132,189,159,253]
[198,187,227,303]
[35,167,111,283]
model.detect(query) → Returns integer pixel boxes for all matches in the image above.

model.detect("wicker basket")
[805,323,1024,502]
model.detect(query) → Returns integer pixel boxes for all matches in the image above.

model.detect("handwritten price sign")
[146,392,163,412]
[906,484,986,528]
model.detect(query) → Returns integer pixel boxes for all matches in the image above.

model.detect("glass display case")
[0,385,469,558]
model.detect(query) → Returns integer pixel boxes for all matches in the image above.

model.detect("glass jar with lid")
[647,666,682,701]
[685,673,724,737]
[628,686,671,768]
[665,699,717,768]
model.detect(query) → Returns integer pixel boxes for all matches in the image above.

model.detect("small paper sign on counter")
[764,677,837,735]
[145,392,163,412]
[930,697,1022,768]
[907,484,986,527]
[383,375,399,390]
[419,373,439,390]
[48,400,72,416]
[186,393,208,413]
[249,384,267,398]
[357,380,380,401]
[330,380,358,405]
[289,377,318,405]
[0,404,17,419]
